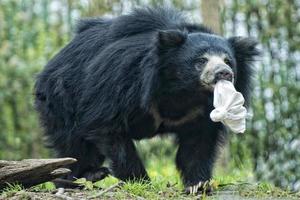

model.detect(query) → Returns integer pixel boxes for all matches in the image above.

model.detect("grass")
[69,149,300,199]
[1,158,299,200]
[81,148,300,199]
[1,183,24,198]
[1,139,300,199]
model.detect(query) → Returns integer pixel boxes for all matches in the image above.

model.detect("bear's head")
[140,29,260,108]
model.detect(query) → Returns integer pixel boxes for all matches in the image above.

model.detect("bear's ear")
[228,36,260,61]
[158,30,187,48]
[227,36,260,105]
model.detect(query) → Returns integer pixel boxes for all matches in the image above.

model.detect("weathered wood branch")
[0,158,76,189]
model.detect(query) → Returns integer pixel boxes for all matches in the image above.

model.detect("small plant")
[73,178,96,190]
[30,182,56,192]
[122,180,154,197]
[1,183,24,197]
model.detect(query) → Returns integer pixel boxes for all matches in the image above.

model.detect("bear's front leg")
[176,131,222,195]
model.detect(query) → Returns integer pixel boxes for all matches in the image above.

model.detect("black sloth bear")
[35,7,259,193]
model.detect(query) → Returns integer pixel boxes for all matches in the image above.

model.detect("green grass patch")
[1,183,24,198]
[30,182,56,192]
[91,150,300,199]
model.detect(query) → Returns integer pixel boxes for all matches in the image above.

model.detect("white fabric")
[210,80,248,133]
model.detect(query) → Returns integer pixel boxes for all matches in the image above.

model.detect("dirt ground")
[1,189,299,200]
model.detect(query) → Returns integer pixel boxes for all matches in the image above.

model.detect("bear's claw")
[186,180,212,195]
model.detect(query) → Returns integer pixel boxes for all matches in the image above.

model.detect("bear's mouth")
[200,81,215,92]
[201,75,235,92]
[200,68,234,91]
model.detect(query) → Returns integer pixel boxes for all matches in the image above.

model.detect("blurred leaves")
[223,0,300,191]
[0,0,77,159]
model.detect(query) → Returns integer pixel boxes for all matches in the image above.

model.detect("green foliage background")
[0,0,299,191]
[223,0,300,190]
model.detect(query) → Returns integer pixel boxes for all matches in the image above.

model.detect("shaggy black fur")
[35,7,259,191]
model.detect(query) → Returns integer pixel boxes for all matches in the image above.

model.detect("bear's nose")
[215,69,233,82]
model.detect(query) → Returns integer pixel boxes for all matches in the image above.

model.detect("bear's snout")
[214,66,233,83]
[200,58,234,87]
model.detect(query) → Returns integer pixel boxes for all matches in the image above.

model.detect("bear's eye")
[224,58,231,66]
[195,57,208,71]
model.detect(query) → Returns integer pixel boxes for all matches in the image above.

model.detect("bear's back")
[35,7,215,136]
[77,7,212,40]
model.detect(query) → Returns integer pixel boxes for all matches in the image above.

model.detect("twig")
[55,187,74,200]
[87,181,124,199]
[52,188,80,194]
[218,182,252,187]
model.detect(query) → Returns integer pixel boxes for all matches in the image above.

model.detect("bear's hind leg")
[95,133,149,182]
[55,139,110,187]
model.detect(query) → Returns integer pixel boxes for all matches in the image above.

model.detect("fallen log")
[0,158,76,189]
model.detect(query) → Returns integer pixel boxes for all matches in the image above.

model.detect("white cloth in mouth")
[210,80,248,133]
